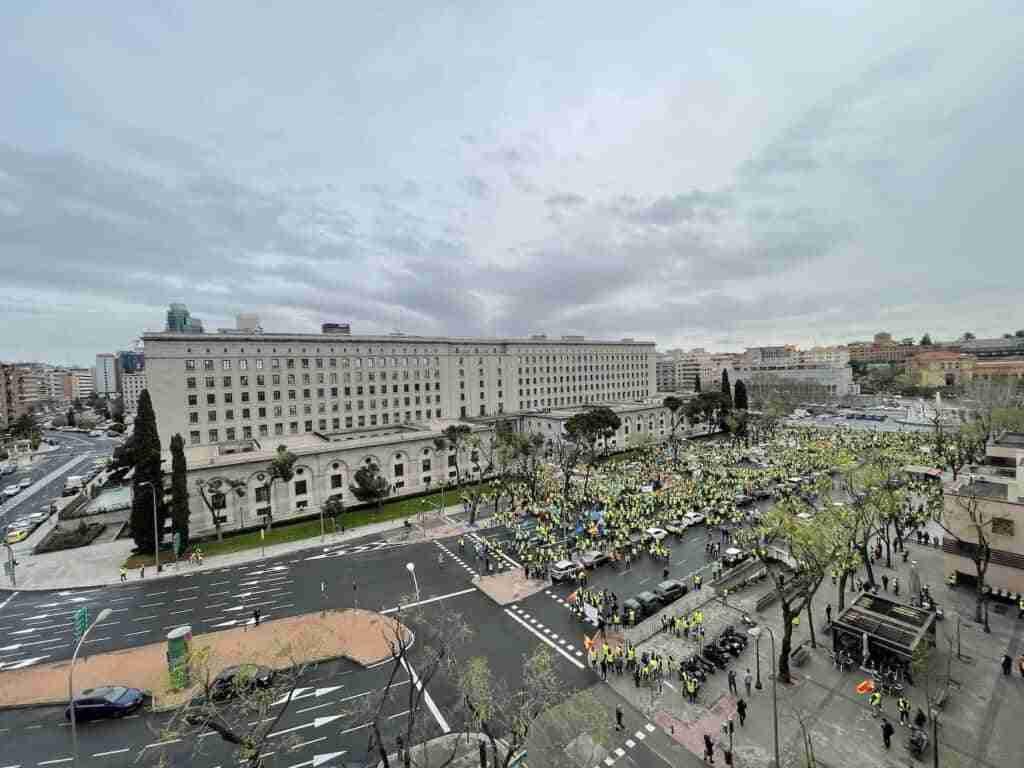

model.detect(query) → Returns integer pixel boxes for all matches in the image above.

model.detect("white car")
[2,485,20,498]
[18,478,32,489]
[683,511,706,526]
[645,527,668,542]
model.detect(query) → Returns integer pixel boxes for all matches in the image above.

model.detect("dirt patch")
[0,609,405,711]
[474,569,549,605]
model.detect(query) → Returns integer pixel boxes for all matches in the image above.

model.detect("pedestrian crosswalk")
[546,589,600,626]
[596,723,656,768]
[508,603,585,658]
[435,541,478,577]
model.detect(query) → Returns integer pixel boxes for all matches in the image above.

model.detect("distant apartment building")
[960,336,1024,359]
[70,368,94,400]
[908,351,976,387]
[943,433,1024,593]
[732,345,856,399]
[848,332,918,364]
[44,368,74,404]
[122,372,147,416]
[95,353,118,396]
[115,349,145,392]
[655,354,678,391]
[0,364,45,425]
[0,366,11,431]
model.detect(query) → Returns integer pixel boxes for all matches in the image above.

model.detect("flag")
[856,679,875,695]
[583,634,594,651]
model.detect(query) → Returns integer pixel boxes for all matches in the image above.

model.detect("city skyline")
[2,2,1023,364]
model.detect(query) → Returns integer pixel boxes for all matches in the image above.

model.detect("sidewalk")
[1,504,497,592]
[605,539,1024,767]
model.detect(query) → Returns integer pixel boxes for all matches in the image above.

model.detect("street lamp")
[748,626,779,768]
[406,562,420,603]
[138,480,160,572]
[70,607,112,768]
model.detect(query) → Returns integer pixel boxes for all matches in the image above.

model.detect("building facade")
[655,354,678,391]
[848,333,919,364]
[908,351,976,387]
[70,369,94,400]
[95,354,118,396]
[122,372,147,416]
[943,433,1024,593]
[142,329,657,450]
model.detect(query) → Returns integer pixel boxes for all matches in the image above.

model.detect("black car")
[635,590,661,615]
[578,550,611,569]
[65,686,144,721]
[622,597,647,621]
[654,579,687,604]
[185,665,276,723]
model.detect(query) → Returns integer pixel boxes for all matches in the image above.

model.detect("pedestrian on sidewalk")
[139,565,145,579]
[881,718,894,749]
[703,733,715,764]
[744,668,752,696]
[119,567,127,583]
[253,607,261,627]
[825,603,832,626]
[728,669,738,696]
[1002,654,1012,675]
[615,704,624,731]
[882,574,889,592]
[737,698,747,726]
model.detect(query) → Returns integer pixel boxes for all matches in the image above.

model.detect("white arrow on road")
[244,565,289,576]
[37,597,89,608]
[0,655,49,671]
[267,713,344,738]
[288,750,347,768]
[271,685,344,706]
[210,616,269,629]
[0,638,61,652]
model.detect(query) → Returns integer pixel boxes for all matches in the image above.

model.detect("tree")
[462,432,497,525]
[694,372,701,393]
[662,396,686,465]
[721,369,733,407]
[734,379,749,410]
[459,645,612,768]
[565,407,621,498]
[169,434,190,553]
[934,479,995,631]
[349,460,390,514]
[920,333,933,346]
[263,445,297,529]
[548,429,586,505]
[10,413,36,439]
[51,414,68,428]
[961,332,976,341]
[196,477,246,543]
[433,424,472,486]
[1016,330,1024,338]
[77,415,98,431]
[129,390,164,553]
[65,408,75,427]
[322,494,346,532]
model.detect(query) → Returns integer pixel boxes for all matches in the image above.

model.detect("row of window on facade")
[189,408,445,444]
[188,393,442,423]
[186,380,442,405]
[185,356,438,371]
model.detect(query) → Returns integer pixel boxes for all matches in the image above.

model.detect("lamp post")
[406,562,420,603]
[748,626,779,768]
[70,607,112,768]
[138,481,160,572]
[753,632,763,690]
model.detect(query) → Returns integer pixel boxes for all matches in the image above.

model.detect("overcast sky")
[2,2,1022,366]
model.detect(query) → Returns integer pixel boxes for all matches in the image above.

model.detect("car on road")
[65,686,145,721]
[577,550,611,569]
[683,511,705,526]
[664,519,688,535]
[722,547,748,566]
[634,590,661,615]
[185,665,276,722]
[654,579,687,604]
[18,477,32,490]
[550,559,582,583]
[2,485,20,498]
[4,528,29,544]
[645,526,668,542]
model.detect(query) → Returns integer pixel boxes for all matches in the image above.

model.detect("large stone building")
[908,351,976,387]
[848,332,919,364]
[655,354,678,391]
[943,433,1024,593]
[0,364,45,428]
[143,325,658,538]
[70,368,94,400]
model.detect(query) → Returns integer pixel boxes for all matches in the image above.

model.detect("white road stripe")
[92,748,130,757]
[400,658,450,734]
[381,587,477,614]
[503,609,585,669]
[37,759,72,766]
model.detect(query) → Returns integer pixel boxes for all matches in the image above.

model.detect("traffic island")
[474,569,549,605]
[0,608,406,712]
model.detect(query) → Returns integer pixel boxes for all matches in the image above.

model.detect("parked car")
[2,485,20,498]
[622,597,647,621]
[665,519,689,535]
[577,550,611,569]
[654,579,687,604]
[18,477,32,490]
[683,511,705,526]
[65,686,145,722]
[4,528,29,544]
[550,559,582,584]
[645,527,668,542]
[634,590,661,615]
[722,547,748,566]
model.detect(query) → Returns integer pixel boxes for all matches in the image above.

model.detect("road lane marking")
[132,615,157,622]
[290,736,327,751]
[169,608,193,615]
[381,587,476,614]
[503,609,585,669]
[124,630,150,637]
[37,759,72,766]
[144,739,181,749]
[92,749,130,757]
[173,596,198,602]
[83,636,110,644]
[139,602,164,608]
[400,657,449,733]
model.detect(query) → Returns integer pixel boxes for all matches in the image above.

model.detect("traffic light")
[74,607,89,638]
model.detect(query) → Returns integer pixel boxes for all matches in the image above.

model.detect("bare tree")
[933,479,994,631]
[196,477,247,542]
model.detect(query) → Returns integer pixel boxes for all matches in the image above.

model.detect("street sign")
[73,607,89,637]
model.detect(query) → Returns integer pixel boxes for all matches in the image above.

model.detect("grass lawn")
[122,480,500,567]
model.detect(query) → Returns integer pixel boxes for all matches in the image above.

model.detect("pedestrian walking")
[119,567,127,583]
[744,668,752,696]
[897,696,909,726]
[825,603,832,625]
[1002,654,1012,676]
[615,704,624,732]
[893,577,900,596]
[882,574,889,592]
[728,669,738,696]
[737,698,747,726]
[253,607,261,627]
[703,733,715,764]
[139,565,145,579]
[881,718,894,749]
[870,690,883,717]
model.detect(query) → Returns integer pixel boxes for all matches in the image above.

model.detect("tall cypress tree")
[169,433,190,553]
[721,369,733,407]
[734,379,749,410]
[130,390,165,553]
[694,373,701,393]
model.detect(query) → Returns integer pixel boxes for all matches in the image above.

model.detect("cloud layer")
[1,2,1022,364]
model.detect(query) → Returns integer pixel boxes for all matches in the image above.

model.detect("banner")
[583,603,599,624]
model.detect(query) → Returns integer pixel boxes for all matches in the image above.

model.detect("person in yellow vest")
[870,690,883,717]
[1018,595,1024,619]
[686,676,698,703]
